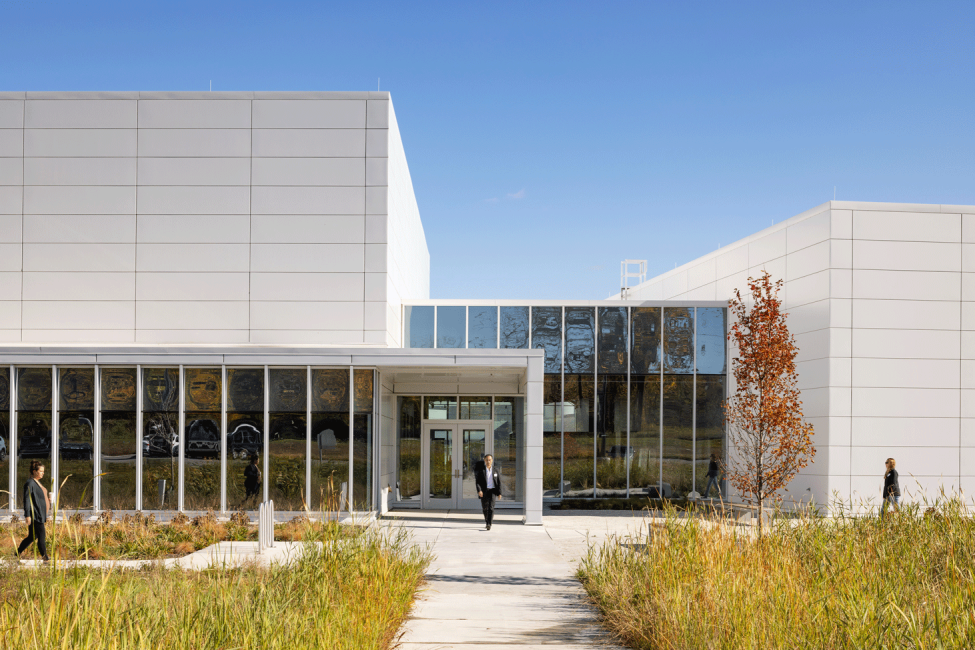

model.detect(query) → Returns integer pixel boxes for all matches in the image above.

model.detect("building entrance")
[422,421,493,509]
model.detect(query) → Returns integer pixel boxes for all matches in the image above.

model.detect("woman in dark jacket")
[882,457,900,519]
[17,460,50,561]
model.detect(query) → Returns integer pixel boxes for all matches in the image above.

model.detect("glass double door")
[422,422,492,509]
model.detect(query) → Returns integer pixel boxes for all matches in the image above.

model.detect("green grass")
[578,498,975,649]
[0,521,431,649]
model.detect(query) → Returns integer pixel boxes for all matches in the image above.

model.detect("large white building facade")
[0,91,966,520]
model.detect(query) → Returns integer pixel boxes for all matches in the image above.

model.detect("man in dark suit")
[474,454,502,530]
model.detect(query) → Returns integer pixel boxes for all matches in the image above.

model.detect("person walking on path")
[17,460,50,561]
[475,454,502,530]
[703,453,722,498]
[243,454,262,508]
[882,457,900,519]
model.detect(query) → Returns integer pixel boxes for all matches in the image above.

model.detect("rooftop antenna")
[620,259,647,300]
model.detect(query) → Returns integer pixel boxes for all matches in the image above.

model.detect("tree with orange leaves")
[725,271,815,537]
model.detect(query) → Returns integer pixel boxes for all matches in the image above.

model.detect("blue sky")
[2,1,973,299]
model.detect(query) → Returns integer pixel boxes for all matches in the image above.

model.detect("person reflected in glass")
[18,460,50,562]
[242,454,262,508]
[703,453,722,499]
[475,454,502,530]
[881,458,900,519]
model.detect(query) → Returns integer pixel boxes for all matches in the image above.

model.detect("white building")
[0,91,966,519]
[618,202,975,508]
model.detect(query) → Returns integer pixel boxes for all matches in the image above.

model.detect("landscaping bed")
[578,499,975,648]
[550,497,693,511]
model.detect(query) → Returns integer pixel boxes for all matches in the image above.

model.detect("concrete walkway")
[388,510,637,649]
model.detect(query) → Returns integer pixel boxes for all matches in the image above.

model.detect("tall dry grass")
[579,498,975,649]
[0,522,430,649]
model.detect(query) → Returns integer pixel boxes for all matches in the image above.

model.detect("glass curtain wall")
[100,368,137,511]
[58,368,95,510]
[310,369,350,511]
[631,308,662,495]
[0,369,8,510]
[227,368,264,510]
[663,308,695,496]
[596,307,628,495]
[184,368,221,511]
[696,307,728,496]
[396,396,421,501]
[142,368,178,510]
[564,307,594,497]
[542,376,561,496]
[267,368,307,511]
[17,368,52,507]
[352,369,374,510]
[493,396,523,500]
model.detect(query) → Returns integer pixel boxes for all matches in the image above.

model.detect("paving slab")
[386,511,627,649]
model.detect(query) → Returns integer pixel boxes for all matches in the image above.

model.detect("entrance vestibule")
[422,421,494,510]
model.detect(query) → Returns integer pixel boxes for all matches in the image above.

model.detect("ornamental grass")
[579,497,975,649]
[0,521,430,649]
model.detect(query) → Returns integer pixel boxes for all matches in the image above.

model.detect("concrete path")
[388,510,632,649]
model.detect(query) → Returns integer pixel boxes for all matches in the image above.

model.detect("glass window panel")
[598,307,627,374]
[696,308,727,375]
[468,306,498,349]
[404,306,434,349]
[352,369,374,510]
[267,368,307,511]
[500,306,530,349]
[58,368,95,510]
[310,369,349,511]
[141,368,178,510]
[664,307,695,374]
[184,368,221,511]
[542,376,562,497]
[532,307,563,374]
[100,368,137,511]
[595,375,627,495]
[629,374,661,497]
[696,375,726,497]
[493,396,523,501]
[630,307,661,374]
[459,396,491,420]
[565,307,594,374]
[396,396,421,501]
[17,368,52,508]
[662,374,694,498]
[436,306,466,349]
[227,368,265,511]
[428,428,452,498]
[424,396,457,420]
[563,374,594,497]
[0,368,8,510]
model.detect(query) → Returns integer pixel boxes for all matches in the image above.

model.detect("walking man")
[18,460,50,562]
[703,453,721,498]
[882,457,900,519]
[475,454,502,530]
[243,454,262,508]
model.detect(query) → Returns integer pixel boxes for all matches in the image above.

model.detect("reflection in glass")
[631,307,661,374]
[428,428,452,498]
[0,368,7,510]
[267,369,306,511]
[17,368,52,508]
[629,375,661,496]
[436,306,466,349]
[462,428,486,501]
[58,368,95,511]
[459,397,491,420]
[468,306,498,348]
[424,396,457,420]
[184,368,221,511]
[396,397,421,501]
[564,307,594,374]
[595,375,627,494]
[494,396,523,500]
[598,307,627,374]
[352,369,373,510]
[141,368,178,510]
[563,374,594,496]
[664,308,694,374]
[542,376,562,496]
[100,368,137,511]
[696,308,727,375]
[310,369,349,511]
[662,374,694,497]
[532,307,563,373]
[500,307,530,349]
[696,375,725,496]
[405,306,434,349]
[226,369,265,510]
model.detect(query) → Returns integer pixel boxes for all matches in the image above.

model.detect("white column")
[524,354,544,525]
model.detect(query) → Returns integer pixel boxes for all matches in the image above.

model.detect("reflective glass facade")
[405,304,728,499]
[1,365,376,513]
